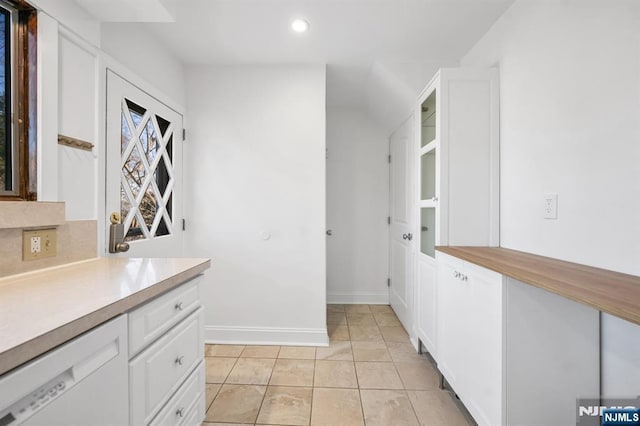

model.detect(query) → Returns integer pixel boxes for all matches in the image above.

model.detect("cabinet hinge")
[388,155,391,164]
[181,219,186,231]
[387,216,391,225]
[182,128,186,141]
[387,278,391,287]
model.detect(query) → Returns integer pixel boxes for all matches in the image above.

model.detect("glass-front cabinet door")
[419,90,437,258]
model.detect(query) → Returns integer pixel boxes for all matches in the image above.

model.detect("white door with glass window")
[388,114,415,332]
[105,71,183,257]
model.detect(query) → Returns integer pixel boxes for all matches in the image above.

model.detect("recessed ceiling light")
[291,19,309,33]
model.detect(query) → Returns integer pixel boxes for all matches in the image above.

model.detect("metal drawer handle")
[176,407,185,418]
[175,355,185,366]
[454,271,460,278]
[175,302,184,311]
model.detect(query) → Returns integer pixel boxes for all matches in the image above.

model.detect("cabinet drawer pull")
[176,407,185,418]
[175,302,184,311]
[454,271,460,278]
[175,355,185,366]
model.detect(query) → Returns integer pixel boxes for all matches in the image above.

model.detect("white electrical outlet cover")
[543,194,558,219]
[30,236,41,253]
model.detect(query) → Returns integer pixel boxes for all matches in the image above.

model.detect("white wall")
[462,0,640,397]
[326,108,390,304]
[100,23,186,108]
[184,65,328,345]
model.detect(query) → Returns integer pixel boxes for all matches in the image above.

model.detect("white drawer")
[130,308,204,426]
[129,276,201,357]
[150,361,205,426]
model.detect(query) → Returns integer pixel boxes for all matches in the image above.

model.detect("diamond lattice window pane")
[127,100,145,129]
[166,135,173,162]
[121,112,132,154]
[156,216,169,237]
[156,156,173,199]
[141,119,159,165]
[123,144,144,200]
[156,114,170,138]
[139,186,157,231]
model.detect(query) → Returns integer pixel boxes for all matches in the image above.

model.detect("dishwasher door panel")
[0,315,129,426]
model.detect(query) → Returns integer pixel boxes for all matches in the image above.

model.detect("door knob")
[326,229,333,236]
[402,233,413,241]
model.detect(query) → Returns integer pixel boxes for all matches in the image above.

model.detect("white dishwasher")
[0,315,129,426]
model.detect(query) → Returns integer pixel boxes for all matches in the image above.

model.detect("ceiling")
[94,0,514,130]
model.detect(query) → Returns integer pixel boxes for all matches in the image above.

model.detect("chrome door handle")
[326,229,332,236]
[175,302,184,311]
[402,233,413,241]
[175,355,185,366]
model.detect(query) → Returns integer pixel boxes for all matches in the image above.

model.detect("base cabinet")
[436,252,600,426]
[129,276,205,426]
[437,252,503,426]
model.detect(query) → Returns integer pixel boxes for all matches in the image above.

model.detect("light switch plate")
[23,228,57,260]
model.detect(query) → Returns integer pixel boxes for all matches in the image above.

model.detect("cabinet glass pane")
[421,91,436,147]
[421,150,435,200]
[420,208,436,257]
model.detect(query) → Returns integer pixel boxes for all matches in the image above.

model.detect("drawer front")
[129,276,201,356]
[150,361,205,426]
[130,308,204,426]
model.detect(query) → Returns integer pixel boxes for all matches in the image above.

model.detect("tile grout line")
[253,354,277,425]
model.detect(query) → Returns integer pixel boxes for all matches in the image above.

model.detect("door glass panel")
[120,97,174,242]
[421,150,435,201]
[421,91,436,147]
[421,208,436,257]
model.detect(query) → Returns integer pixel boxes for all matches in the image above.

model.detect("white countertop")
[0,257,211,375]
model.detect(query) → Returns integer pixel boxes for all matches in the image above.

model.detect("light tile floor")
[203,304,472,426]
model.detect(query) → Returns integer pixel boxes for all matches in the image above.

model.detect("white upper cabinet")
[415,68,499,356]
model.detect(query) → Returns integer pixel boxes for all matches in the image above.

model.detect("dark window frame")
[0,0,36,201]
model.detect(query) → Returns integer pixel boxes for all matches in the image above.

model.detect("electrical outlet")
[30,236,41,253]
[544,194,558,219]
[23,229,57,260]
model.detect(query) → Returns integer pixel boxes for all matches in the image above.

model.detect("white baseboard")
[205,326,329,347]
[327,291,389,305]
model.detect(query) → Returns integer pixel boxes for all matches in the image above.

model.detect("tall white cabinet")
[414,68,500,354]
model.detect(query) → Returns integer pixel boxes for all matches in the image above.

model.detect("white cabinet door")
[437,252,504,426]
[436,253,468,393]
[416,256,437,355]
[464,262,504,426]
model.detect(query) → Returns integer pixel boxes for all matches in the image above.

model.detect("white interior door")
[389,115,415,331]
[105,71,183,257]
